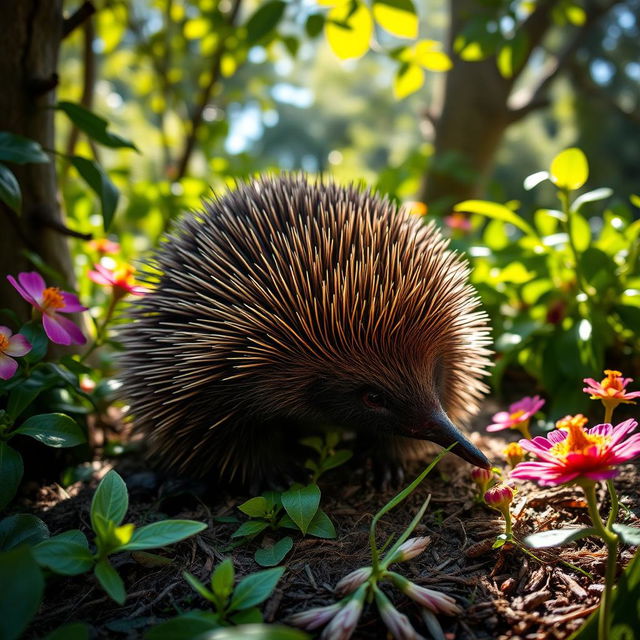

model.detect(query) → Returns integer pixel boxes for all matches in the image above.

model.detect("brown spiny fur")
[119,175,492,484]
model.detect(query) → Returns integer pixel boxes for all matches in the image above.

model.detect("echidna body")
[119,175,492,484]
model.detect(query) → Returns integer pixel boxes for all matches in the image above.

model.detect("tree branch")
[63,1,96,39]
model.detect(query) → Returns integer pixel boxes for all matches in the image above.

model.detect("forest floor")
[20,400,640,640]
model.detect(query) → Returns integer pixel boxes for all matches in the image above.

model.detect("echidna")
[119,175,492,485]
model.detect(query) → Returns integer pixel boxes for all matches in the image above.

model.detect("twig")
[40,217,93,241]
[63,1,96,39]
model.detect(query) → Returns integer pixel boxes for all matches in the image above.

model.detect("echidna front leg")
[356,432,408,489]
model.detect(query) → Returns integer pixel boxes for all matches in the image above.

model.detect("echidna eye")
[362,389,386,409]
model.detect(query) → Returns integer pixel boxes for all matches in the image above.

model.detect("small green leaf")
[229,608,263,625]
[245,1,286,44]
[70,156,119,231]
[7,381,45,421]
[0,163,21,212]
[0,132,49,164]
[319,449,352,474]
[305,14,325,38]
[569,212,591,252]
[95,559,126,604]
[91,469,129,530]
[281,484,320,535]
[14,413,85,448]
[0,514,49,551]
[33,530,93,575]
[550,147,589,190]
[305,509,337,539]
[454,199,538,238]
[0,546,44,640]
[211,557,235,600]
[238,497,270,518]
[183,571,216,602]
[0,442,23,511]
[122,519,206,551]
[229,566,285,612]
[56,102,137,150]
[145,611,219,640]
[254,537,293,567]
[612,524,640,546]
[525,527,597,549]
[299,436,323,454]
[231,520,269,539]
[19,323,48,364]
[43,622,90,640]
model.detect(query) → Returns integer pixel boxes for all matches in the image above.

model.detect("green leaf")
[70,156,119,231]
[524,527,597,549]
[91,469,129,530]
[571,187,613,212]
[229,608,263,625]
[33,530,93,575]
[95,559,126,604]
[211,557,235,600]
[14,413,85,448]
[281,484,320,535]
[524,170,549,191]
[393,62,424,99]
[304,14,325,38]
[569,212,591,252]
[299,436,323,454]
[231,520,269,539]
[0,546,44,640]
[0,132,49,164]
[0,514,49,551]
[305,509,337,539]
[326,2,373,60]
[145,611,219,640]
[229,566,285,612]
[245,1,286,44]
[0,442,23,511]
[454,199,538,238]
[238,497,270,518]
[319,449,352,474]
[183,571,216,602]
[254,537,293,567]
[550,148,589,191]
[373,0,418,38]
[7,380,45,421]
[201,624,309,640]
[0,163,21,212]
[43,622,90,640]
[56,102,137,150]
[19,323,48,364]
[612,524,640,546]
[122,519,206,551]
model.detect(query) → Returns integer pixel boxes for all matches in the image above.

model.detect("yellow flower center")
[504,442,524,456]
[601,369,623,392]
[42,287,64,310]
[0,334,8,351]
[114,265,135,287]
[551,418,606,460]
[509,409,526,421]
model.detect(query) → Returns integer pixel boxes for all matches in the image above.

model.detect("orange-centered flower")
[88,263,148,299]
[583,370,640,408]
[42,287,65,310]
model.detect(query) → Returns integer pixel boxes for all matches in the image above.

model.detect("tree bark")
[0,0,74,316]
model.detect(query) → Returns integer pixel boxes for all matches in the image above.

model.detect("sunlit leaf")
[565,4,586,25]
[91,469,129,531]
[393,63,424,99]
[454,200,538,238]
[70,156,119,231]
[525,527,596,548]
[569,212,591,252]
[571,187,613,212]
[373,0,418,39]
[524,170,549,191]
[14,413,86,448]
[550,148,589,190]
[184,18,209,40]
[326,2,373,60]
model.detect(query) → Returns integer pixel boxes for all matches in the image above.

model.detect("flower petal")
[60,291,88,313]
[42,313,72,345]
[0,325,13,339]
[46,313,86,345]
[88,269,113,286]
[4,334,32,357]
[608,419,638,446]
[0,353,18,380]
[18,272,47,304]
[7,274,36,305]
[487,423,510,432]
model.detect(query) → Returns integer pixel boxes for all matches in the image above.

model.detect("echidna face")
[119,175,492,480]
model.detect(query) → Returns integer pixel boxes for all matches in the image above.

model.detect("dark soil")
[17,402,640,640]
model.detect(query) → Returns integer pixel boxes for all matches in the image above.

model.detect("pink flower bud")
[320,586,366,640]
[385,536,431,565]
[484,483,514,513]
[389,572,461,616]
[470,467,494,494]
[335,567,372,596]
[374,587,418,640]
[288,602,343,630]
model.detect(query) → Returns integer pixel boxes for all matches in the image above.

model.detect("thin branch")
[39,217,93,241]
[63,1,96,39]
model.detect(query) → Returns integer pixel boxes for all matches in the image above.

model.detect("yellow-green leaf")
[550,148,589,190]
[565,4,586,25]
[393,63,424,99]
[401,41,451,71]
[454,200,538,238]
[326,2,373,60]
[114,523,135,546]
[184,19,208,40]
[372,0,418,39]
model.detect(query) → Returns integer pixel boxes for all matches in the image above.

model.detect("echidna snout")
[119,175,492,484]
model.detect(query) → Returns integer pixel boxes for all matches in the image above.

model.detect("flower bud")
[320,585,366,640]
[385,536,430,565]
[374,586,418,640]
[470,466,494,494]
[502,442,525,468]
[388,572,461,616]
[288,602,343,631]
[334,567,372,596]
[484,483,514,514]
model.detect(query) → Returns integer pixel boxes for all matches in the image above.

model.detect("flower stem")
[605,480,619,529]
[603,404,613,425]
[517,420,532,440]
[582,482,619,640]
[81,293,119,362]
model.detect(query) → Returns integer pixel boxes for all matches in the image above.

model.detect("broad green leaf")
[569,212,591,252]
[612,523,640,546]
[70,156,119,231]
[0,132,49,164]
[15,413,86,448]
[33,530,93,575]
[326,2,373,60]
[454,200,537,238]
[7,381,44,421]
[183,571,216,602]
[299,436,323,454]
[145,611,219,640]
[525,527,596,548]
[44,622,90,640]
[373,0,418,38]
[229,608,263,625]
[254,536,293,567]
[245,1,286,44]
[0,163,21,212]
[305,14,325,38]
[201,624,309,640]
[305,509,337,539]
[56,102,137,150]
[231,520,269,539]
[550,148,588,190]
[0,442,23,511]
[393,63,424,99]
[122,519,207,551]
[0,546,44,640]
[0,514,49,551]
[95,559,126,604]
[571,187,613,212]
[91,469,129,530]
[319,449,353,473]
[524,170,549,191]
[238,497,270,518]
[229,566,285,611]
[19,323,48,364]
[211,557,235,600]
[281,484,320,535]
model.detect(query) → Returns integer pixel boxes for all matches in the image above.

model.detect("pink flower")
[0,326,31,380]
[87,237,120,255]
[487,395,545,436]
[583,370,640,410]
[374,587,418,640]
[511,418,640,486]
[7,272,86,345]
[288,602,343,631]
[386,536,431,564]
[319,587,365,640]
[444,212,472,232]
[389,573,460,616]
[484,484,514,513]
[335,567,371,596]
[88,263,148,300]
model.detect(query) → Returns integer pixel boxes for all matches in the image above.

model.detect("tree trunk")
[0,0,75,316]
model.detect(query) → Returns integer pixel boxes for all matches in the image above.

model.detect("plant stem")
[517,420,532,440]
[558,189,590,298]
[81,293,118,362]
[582,482,619,640]
[605,479,619,529]
[603,404,613,425]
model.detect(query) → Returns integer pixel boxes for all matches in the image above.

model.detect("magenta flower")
[7,272,87,345]
[583,370,640,410]
[511,418,640,486]
[0,326,31,380]
[88,263,148,300]
[487,395,545,439]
